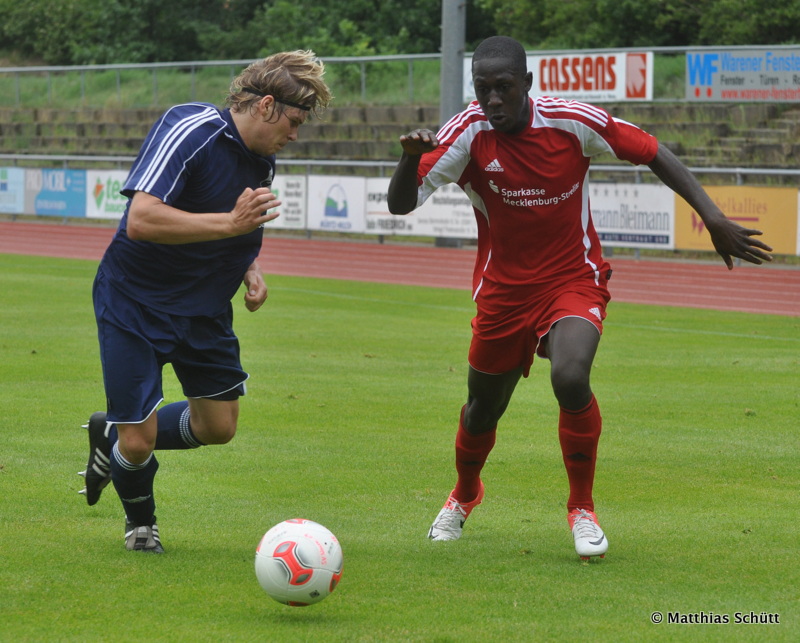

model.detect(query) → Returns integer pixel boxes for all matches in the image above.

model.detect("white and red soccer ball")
[255,519,343,606]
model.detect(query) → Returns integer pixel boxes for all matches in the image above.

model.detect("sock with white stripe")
[105,402,203,451]
[154,401,205,450]
[110,442,158,526]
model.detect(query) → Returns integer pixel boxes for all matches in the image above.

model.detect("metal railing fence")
[2,45,799,108]
[2,154,799,186]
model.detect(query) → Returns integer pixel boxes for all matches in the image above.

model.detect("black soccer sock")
[110,442,159,526]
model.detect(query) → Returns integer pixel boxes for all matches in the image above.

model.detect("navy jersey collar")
[220,107,277,165]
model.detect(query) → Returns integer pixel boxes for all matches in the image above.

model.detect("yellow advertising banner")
[675,186,798,255]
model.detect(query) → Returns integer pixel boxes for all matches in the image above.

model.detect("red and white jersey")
[415,97,659,302]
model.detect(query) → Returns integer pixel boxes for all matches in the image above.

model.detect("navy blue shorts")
[93,271,248,424]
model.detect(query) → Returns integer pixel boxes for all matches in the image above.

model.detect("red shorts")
[468,281,610,378]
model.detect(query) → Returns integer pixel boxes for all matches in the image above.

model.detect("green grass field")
[1,253,798,642]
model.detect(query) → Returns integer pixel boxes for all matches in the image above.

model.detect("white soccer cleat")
[125,517,164,554]
[428,482,485,541]
[568,508,608,561]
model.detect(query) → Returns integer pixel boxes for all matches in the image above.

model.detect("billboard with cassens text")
[465,52,653,103]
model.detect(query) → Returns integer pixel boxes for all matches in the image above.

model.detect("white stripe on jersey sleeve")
[533,100,614,158]
[437,102,484,142]
[418,119,490,207]
[132,105,225,196]
[134,106,214,189]
[536,97,609,128]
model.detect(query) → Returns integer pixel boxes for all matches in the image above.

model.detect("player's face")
[254,101,308,156]
[472,57,532,134]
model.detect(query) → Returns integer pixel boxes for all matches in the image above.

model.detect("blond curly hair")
[226,50,333,120]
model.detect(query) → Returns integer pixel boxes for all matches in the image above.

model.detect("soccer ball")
[254,519,343,606]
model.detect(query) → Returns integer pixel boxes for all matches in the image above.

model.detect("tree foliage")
[0,0,798,66]
[696,0,800,45]
[0,0,493,65]
[247,0,440,57]
[475,0,800,49]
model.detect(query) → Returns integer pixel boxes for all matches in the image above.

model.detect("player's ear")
[523,71,533,93]
[259,95,276,119]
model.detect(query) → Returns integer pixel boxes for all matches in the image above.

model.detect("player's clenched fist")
[399,129,439,155]
[230,186,281,233]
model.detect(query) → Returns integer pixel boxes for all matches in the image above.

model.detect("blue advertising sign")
[30,169,87,217]
[0,167,26,214]
[686,49,800,101]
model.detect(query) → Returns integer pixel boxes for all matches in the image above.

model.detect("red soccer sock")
[452,406,496,503]
[558,395,602,512]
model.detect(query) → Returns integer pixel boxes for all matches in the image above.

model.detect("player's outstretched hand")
[230,187,281,235]
[707,218,773,269]
[399,129,439,156]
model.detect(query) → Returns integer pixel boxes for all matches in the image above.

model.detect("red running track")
[1,220,798,317]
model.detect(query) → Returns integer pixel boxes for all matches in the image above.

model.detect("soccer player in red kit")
[387,36,773,560]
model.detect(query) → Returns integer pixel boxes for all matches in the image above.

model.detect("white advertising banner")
[364,178,478,239]
[86,170,129,219]
[411,183,479,239]
[82,171,308,226]
[364,177,411,235]
[266,175,307,230]
[306,175,366,233]
[464,52,654,103]
[590,183,675,249]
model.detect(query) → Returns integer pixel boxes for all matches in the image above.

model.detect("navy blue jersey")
[98,103,276,317]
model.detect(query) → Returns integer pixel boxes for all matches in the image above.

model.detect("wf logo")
[687,54,718,98]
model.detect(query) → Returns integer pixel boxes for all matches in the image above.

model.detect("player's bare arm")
[126,188,280,244]
[387,129,439,215]
[647,143,773,269]
[243,261,268,312]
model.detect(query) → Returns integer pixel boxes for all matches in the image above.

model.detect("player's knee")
[188,400,239,445]
[551,365,591,409]
[119,433,156,464]
[216,423,237,444]
[199,419,238,445]
[552,379,592,410]
[464,399,505,434]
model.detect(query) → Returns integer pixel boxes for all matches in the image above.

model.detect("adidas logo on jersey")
[484,158,504,172]
[588,307,602,321]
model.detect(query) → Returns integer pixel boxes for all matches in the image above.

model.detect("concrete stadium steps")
[608,103,800,169]
[1,103,800,169]
[0,104,440,160]
[282,105,439,160]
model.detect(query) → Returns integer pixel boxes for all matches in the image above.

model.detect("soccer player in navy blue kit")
[79,51,332,552]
